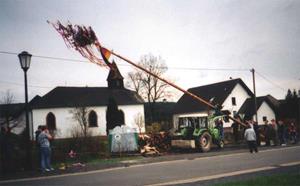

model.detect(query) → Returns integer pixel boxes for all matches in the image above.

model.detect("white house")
[173,78,254,129]
[238,95,279,124]
[30,65,145,139]
[173,79,280,130]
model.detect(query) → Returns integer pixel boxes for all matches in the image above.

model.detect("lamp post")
[18,51,32,170]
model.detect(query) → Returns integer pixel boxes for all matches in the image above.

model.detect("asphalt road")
[1,146,300,186]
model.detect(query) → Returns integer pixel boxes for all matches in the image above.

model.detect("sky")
[0,0,300,103]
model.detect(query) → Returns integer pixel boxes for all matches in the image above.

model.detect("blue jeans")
[40,147,52,171]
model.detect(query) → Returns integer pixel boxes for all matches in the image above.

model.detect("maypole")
[109,50,246,127]
[48,20,247,127]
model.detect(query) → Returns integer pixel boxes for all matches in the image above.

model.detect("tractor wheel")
[218,140,224,149]
[199,132,212,152]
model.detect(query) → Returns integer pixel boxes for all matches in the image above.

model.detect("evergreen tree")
[106,98,124,135]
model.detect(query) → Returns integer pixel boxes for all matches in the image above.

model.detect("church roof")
[31,86,144,109]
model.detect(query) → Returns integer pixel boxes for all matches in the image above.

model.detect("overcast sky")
[0,0,299,103]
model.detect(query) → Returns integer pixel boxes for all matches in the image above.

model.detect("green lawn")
[214,172,300,186]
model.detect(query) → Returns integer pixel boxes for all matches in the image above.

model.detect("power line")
[1,50,289,92]
[0,50,249,71]
[255,71,286,92]
[0,80,53,89]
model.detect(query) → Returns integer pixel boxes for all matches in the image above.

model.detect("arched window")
[46,112,56,131]
[88,110,98,127]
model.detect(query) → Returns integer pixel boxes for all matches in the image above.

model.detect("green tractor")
[171,114,225,152]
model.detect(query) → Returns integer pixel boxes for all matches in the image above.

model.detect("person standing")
[289,123,297,144]
[271,119,279,146]
[231,116,240,144]
[38,126,54,172]
[216,119,224,140]
[0,127,13,175]
[244,124,258,153]
[263,120,271,146]
[35,125,42,170]
[0,127,8,175]
[253,121,261,146]
[277,120,286,146]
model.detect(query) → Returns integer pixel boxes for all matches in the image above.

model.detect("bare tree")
[127,71,143,96]
[126,54,173,122]
[133,113,145,134]
[1,90,14,105]
[0,90,16,129]
[70,106,91,138]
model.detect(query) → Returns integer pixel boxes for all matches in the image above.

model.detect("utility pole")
[251,68,258,123]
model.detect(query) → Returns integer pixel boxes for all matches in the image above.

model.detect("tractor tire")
[199,132,212,152]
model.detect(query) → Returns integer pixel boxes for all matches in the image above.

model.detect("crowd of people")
[231,117,298,153]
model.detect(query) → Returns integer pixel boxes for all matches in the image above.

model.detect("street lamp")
[18,51,32,170]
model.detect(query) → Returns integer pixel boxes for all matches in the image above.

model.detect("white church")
[29,64,145,139]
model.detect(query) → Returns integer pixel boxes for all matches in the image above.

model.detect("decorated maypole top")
[47,20,114,69]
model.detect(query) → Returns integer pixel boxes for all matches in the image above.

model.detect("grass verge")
[214,172,300,186]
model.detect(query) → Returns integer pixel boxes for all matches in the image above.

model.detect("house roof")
[238,95,279,120]
[31,86,144,109]
[173,78,253,114]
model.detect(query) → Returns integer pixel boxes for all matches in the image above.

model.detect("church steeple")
[107,61,124,89]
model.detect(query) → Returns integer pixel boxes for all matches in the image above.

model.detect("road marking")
[194,145,300,161]
[0,167,126,184]
[280,161,300,167]
[146,166,276,186]
[146,157,300,186]
[0,145,299,184]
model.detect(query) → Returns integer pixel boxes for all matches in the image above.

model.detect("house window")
[224,116,230,123]
[263,116,267,122]
[231,97,236,106]
[88,110,98,127]
[46,112,56,131]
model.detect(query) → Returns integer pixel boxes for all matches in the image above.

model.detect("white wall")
[32,104,145,139]
[255,101,276,125]
[119,105,145,133]
[222,83,251,127]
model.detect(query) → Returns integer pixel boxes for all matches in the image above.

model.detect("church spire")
[106,61,124,89]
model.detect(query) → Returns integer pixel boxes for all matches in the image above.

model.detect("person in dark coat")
[253,121,260,146]
[35,125,43,169]
[231,116,240,144]
[263,120,272,146]
[289,123,297,144]
[277,120,286,146]
[0,127,13,174]
[216,119,224,140]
